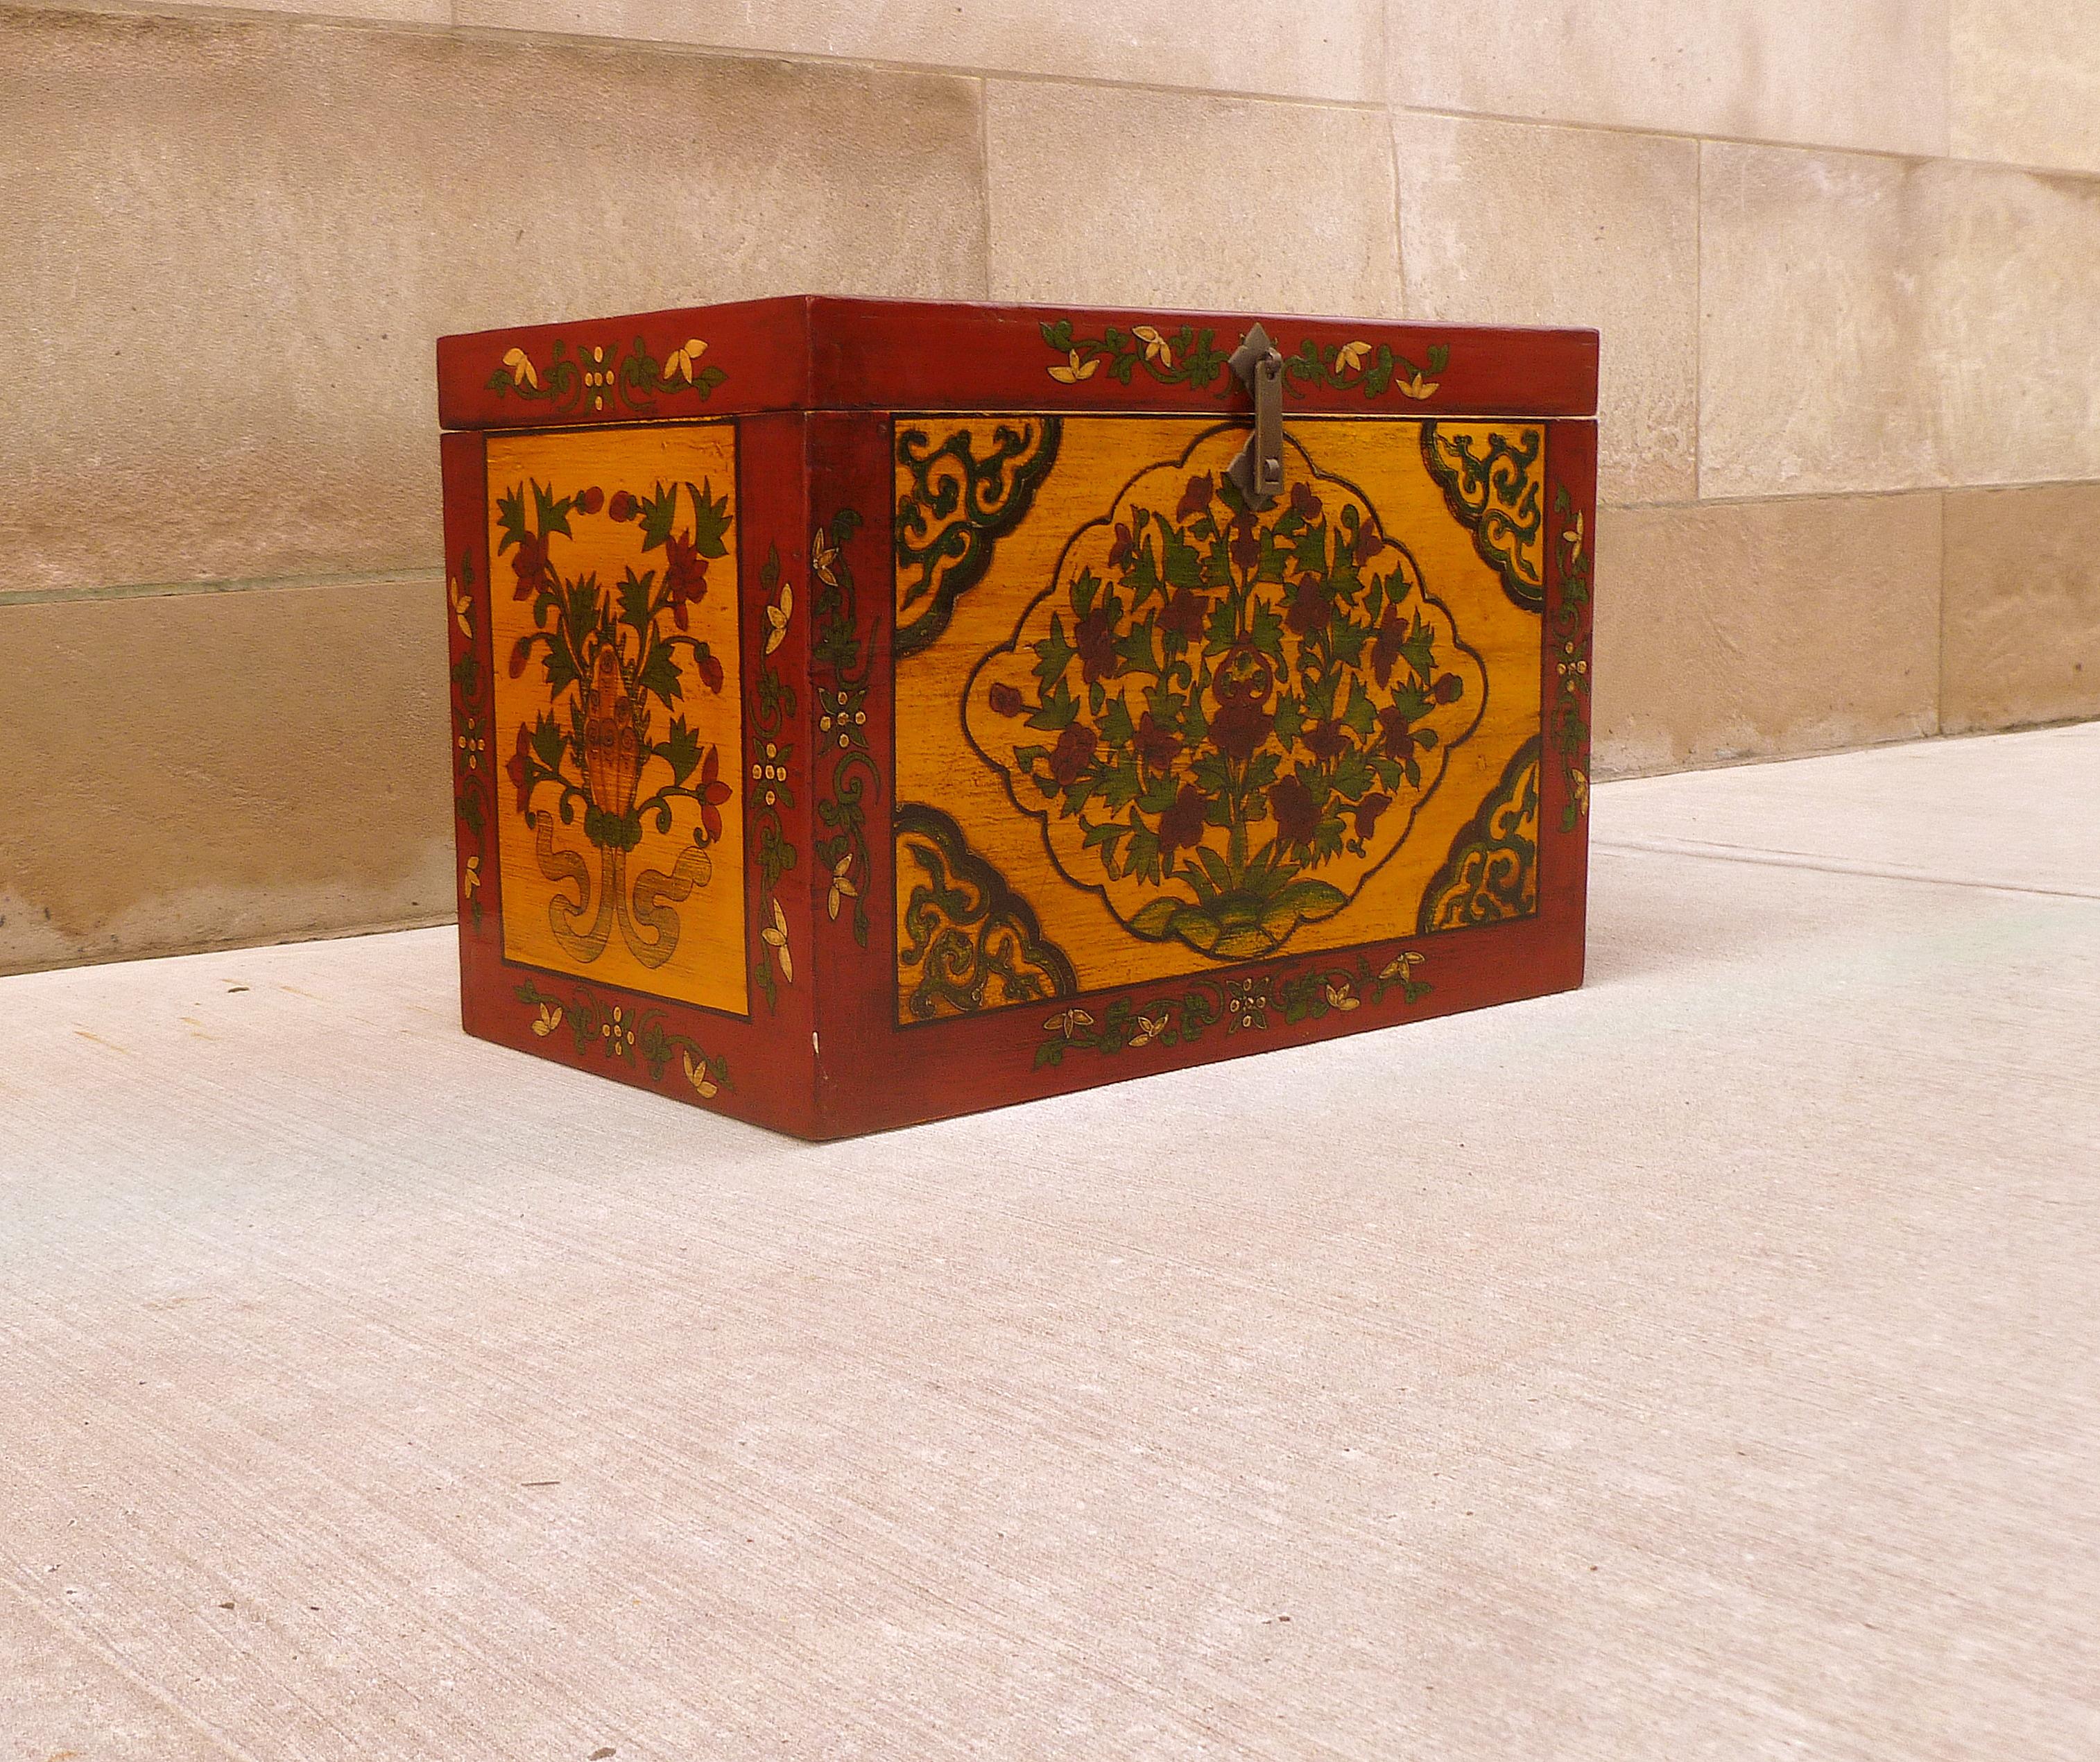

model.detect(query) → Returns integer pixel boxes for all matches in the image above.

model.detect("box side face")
[445,412,819,1134]
[812,404,1596,1136]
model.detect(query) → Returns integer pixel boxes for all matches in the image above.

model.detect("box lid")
[436,296,1596,430]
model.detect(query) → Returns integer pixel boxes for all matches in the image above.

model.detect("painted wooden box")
[436,297,1596,1138]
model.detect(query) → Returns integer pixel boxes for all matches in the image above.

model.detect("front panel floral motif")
[965,428,1487,961]
[487,425,748,1013]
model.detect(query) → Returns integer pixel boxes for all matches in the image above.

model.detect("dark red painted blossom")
[1268,774,1318,846]
[1352,792,1391,839]
[664,533,707,630]
[694,746,731,844]
[696,649,724,694]
[1134,711,1180,775]
[1157,784,1207,857]
[1047,722,1097,787]
[1176,473,1214,522]
[1370,609,1406,687]
[508,635,533,680]
[510,531,549,599]
[1107,522,1137,572]
[1434,672,1465,704]
[1075,606,1118,683]
[578,486,604,516]
[1228,511,1262,576]
[1160,585,1207,639]
[1289,480,1323,523]
[1210,694,1273,762]
[1302,717,1348,762]
[1284,576,1333,637]
[507,726,535,815]
[988,681,1025,717]
[1352,516,1385,565]
[608,490,637,522]
[1378,703,1423,761]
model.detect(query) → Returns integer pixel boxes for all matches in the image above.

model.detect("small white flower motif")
[826,852,859,922]
[763,898,793,984]
[600,1004,635,1050]
[1325,979,1361,1013]
[500,345,540,391]
[764,577,793,654]
[681,1049,718,1099]
[663,337,708,384]
[811,529,841,589]
[1128,1009,1169,1048]
[531,1002,562,1037]
[1044,1007,1095,1040]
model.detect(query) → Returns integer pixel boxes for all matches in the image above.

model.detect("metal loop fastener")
[1224,321,1286,510]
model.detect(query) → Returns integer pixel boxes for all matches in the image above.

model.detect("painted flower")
[1209,690,1272,763]
[1302,718,1348,762]
[1044,1007,1095,1040]
[1352,516,1386,566]
[664,533,707,629]
[1133,711,1179,775]
[1370,608,1406,687]
[663,338,708,384]
[1433,673,1465,705]
[763,898,793,984]
[1133,324,1174,368]
[1268,774,1318,848]
[1397,370,1440,400]
[1176,474,1214,522]
[811,528,841,588]
[827,851,859,921]
[510,531,550,599]
[577,486,603,516]
[1333,340,1371,373]
[1352,792,1391,840]
[531,1002,563,1036]
[1283,574,1333,636]
[1048,348,1099,384]
[600,1004,636,1050]
[462,855,481,898]
[608,490,637,522]
[507,726,535,815]
[682,1049,718,1098]
[1377,950,1425,984]
[694,746,732,844]
[1569,767,1591,816]
[764,576,793,654]
[1289,479,1323,522]
[1074,606,1118,683]
[988,681,1025,718]
[1156,783,1208,859]
[1324,979,1361,1012]
[1160,585,1207,640]
[1106,522,1137,572]
[1562,509,1585,555]
[501,345,540,391]
[449,574,472,638]
[1047,722,1097,788]
[1228,509,1262,576]
[1128,1010,1169,1048]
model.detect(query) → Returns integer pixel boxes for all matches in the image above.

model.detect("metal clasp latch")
[1225,321,1286,509]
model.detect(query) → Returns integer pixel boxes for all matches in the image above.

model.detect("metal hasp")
[1224,322,1286,509]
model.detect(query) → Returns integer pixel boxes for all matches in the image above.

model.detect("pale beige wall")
[3,0,2096,973]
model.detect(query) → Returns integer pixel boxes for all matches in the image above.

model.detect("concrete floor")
[3,724,2097,1761]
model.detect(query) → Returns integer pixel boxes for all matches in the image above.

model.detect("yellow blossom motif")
[1569,768,1590,816]
[1128,1010,1169,1047]
[1377,950,1425,984]
[1397,371,1440,400]
[1562,510,1585,555]
[826,852,859,922]
[681,1050,718,1099]
[531,1002,563,1037]
[500,346,540,391]
[1047,348,1100,384]
[1132,325,1173,368]
[449,574,472,638]
[1044,1007,1095,1039]
[763,898,793,984]
[462,855,481,898]
[1333,341,1372,373]
[599,1004,635,1049]
[764,576,793,655]
[1325,980,1361,1013]
[811,529,841,589]
[663,338,708,384]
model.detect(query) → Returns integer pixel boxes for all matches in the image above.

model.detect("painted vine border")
[489,334,726,419]
[1550,487,1592,830]
[1033,948,1429,1069]
[811,511,877,948]
[1040,319,1449,403]
[449,552,492,931]
[515,979,731,1098]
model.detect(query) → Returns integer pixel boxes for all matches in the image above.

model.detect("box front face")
[888,412,1548,1025]
[486,423,749,1014]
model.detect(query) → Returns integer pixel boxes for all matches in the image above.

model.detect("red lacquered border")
[449,413,822,1136]
[438,297,1597,431]
[807,414,1598,1139]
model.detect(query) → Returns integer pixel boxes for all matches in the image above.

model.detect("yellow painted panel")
[488,424,747,1014]
[893,414,1542,1011]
